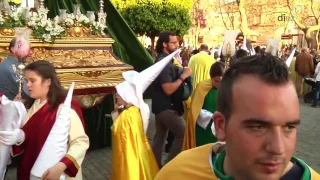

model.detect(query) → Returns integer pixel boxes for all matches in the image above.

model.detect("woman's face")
[115,93,126,106]
[25,70,51,100]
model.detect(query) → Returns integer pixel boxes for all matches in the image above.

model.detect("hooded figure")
[111,49,182,180]
[0,93,27,180]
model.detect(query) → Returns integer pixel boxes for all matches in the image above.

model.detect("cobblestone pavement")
[5,100,320,179]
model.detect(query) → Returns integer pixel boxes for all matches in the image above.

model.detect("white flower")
[0,15,4,24]
[42,34,52,42]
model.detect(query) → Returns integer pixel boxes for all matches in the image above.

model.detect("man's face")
[213,75,300,180]
[164,35,178,53]
[212,76,222,88]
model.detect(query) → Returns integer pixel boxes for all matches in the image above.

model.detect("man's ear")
[163,42,167,48]
[213,111,226,141]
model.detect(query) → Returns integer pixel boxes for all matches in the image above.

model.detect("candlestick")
[12,61,26,98]
[22,8,30,20]
[87,11,95,23]
[73,4,81,20]
[98,0,106,25]
[39,0,44,8]
[21,0,35,8]
[59,9,67,22]
[222,30,240,70]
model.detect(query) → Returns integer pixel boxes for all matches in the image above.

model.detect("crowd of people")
[0,30,319,180]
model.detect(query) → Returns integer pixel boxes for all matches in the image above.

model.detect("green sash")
[211,149,313,180]
[195,88,218,147]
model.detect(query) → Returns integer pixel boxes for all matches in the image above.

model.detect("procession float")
[0,0,133,148]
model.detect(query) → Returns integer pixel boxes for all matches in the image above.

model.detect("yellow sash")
[183,79,213,150]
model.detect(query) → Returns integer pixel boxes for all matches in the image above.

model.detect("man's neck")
[9,54,18,60]
[163,49,170,55]
[223,154,294,179]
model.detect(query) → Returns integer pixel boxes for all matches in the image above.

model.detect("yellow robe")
[188,51,216,91]
[289,57,300,92]
[183,79,213,150]
[111,106,159,180]
[155,143,320,180]
[27,99,89,180]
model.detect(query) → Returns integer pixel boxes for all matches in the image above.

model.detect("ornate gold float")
[0,1,133,108]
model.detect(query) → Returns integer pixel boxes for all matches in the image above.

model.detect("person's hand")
[0,129,25,146]
[13,94,26,103]
[42,162,67,180]
[14,94,22,101]
[181,67,192,79]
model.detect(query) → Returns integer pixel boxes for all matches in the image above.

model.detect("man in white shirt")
[311,62,320,107]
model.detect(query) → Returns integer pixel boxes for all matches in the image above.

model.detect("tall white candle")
[21,0,34,8]
[22,8,30,19]
[87,11,95,23]
[59,9,67,22]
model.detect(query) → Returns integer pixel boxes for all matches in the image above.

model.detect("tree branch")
[286,0,306,29]
[306,24,320,38]
[310,0,319,25]
[238,0,260,38]
[225,3,234,30]
[218,1,229,30]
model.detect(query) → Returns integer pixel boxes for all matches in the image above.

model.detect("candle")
[3,0,10,10]
[87,11,95,23]
[22,8,30,20]
[59,9,67,21]
[73,4,81,17]
[21,0,35,8]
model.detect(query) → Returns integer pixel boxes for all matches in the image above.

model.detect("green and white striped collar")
[209,145,312,180]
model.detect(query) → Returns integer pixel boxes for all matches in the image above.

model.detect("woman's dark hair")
[156,31,176,54]
[25,60,66,110]
[210,61,225,78]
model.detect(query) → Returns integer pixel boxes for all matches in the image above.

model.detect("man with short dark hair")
[152,31,192,168]
[235,49,248,59]
[183,61,224,150]
[0,38,29,100]
[155,54,320,180]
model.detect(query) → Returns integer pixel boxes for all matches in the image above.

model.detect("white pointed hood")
[116,49,182,133]
[241,36,249,52]
[286,48,296,67]
[222,30,241,57]
[250,46,256,55]
[64,82,75,107]
[266,39,281,56]
[218,44,222,57]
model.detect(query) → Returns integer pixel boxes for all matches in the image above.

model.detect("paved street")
[5,99,320,179]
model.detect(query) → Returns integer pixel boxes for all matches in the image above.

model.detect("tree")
[112,0,193,52]
[214,0,260,41]
[286,0,320,49]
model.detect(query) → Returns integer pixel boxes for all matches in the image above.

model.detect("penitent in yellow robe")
[111,106,159,180]
[188,52,216,91]
[183,79,213,150]
[289,57,299,90]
